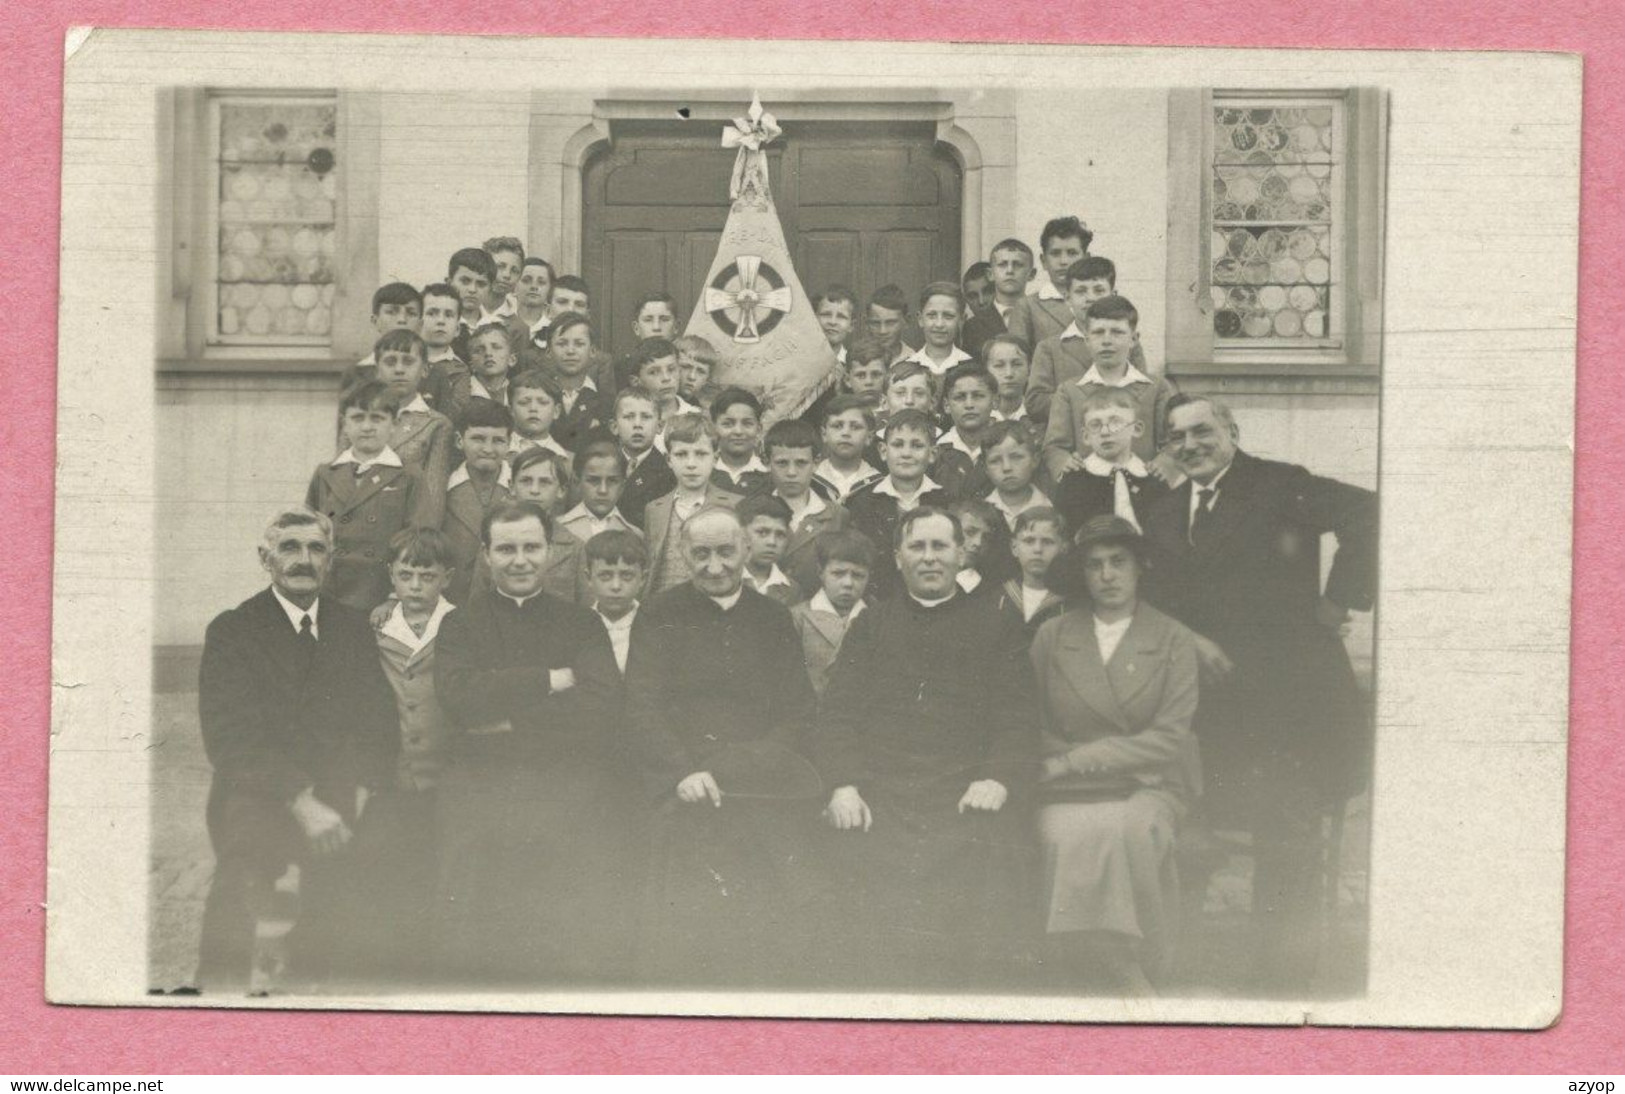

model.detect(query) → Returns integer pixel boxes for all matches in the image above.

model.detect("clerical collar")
[907,588,957,608]
[497,588,543,609]
[707,587,744,611]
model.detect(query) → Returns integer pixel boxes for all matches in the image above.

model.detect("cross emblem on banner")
[703,255,793,343]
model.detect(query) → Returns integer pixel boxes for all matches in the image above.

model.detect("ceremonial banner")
[684,97,838,425]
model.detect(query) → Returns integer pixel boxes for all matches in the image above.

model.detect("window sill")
[157,356,351,377]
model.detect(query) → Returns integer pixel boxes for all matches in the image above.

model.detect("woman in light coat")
[1028,514,1201,993]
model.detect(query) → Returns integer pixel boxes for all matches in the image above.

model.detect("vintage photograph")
[143,74,1384,1007]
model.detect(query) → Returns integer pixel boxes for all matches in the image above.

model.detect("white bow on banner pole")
[683,95,839,426]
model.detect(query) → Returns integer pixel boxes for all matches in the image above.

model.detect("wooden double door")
[583,120,963,357]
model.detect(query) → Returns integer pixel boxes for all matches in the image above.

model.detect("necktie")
[1112,468,1141,531]
[296,612,317,672]
[1190,486,1218,545]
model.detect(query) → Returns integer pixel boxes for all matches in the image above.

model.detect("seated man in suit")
[196,507,399,993]
[1140,394,1376,994]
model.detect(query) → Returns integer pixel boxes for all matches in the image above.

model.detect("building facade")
[154,86,1384,671]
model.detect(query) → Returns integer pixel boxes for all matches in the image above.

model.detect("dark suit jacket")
[1140,449,1376,803]
[617,448,676,530]
[1051,465,1171,534]
[198,588,398,835]
[959,309,1007,359]
[550,382,612,453]
[779,497,852,594]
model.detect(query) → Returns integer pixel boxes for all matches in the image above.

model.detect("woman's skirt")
[1036,789,1182,972]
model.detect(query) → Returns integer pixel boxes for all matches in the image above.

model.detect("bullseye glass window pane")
[210,95,339,347]
[1210,97,1341,345]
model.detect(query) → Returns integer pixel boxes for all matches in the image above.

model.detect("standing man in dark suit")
[196,506,399,992]
[1139,395,1376,993]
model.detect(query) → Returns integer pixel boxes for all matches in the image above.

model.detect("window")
[206,93,339,348]
[160,88,376,368]
[1166,88,1384,376]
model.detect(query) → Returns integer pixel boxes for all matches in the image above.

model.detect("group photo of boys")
[149,85,1383,1007]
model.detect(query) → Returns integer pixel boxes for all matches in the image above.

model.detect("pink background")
[4,1,1620,1073]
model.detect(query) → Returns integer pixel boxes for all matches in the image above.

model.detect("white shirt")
[526,312,552,337]
[560,503,631,539]
[715,454,768,489]
[872,475,943,513]
[835,345,848,365]
[905,344,973,376]
[1021,584,1052,622]
[596,604,639,673]
[468,375,506,403]
[808,589,864,622]
[426,346,461,366]
[748,565,795,596]
[987,486,1051,529]
[708,588,744,611]
[270,586,320,639]
[672,491,709,522]
[1058,321,1088,343]
[1079,363,1152,389]
[1036,280,1067,301]
[510,433,571,458]
[956,569,982,593]
[1083,454,1149,478]
[623,447,653,475]
[1188,462,1233,531]
[1083,454,1150,531]
[781,488,826,531]
[1094,613,1134,663]
[990,403,1028,422]
[558,375,598,415]
[380,597,454,656]
[815,458,881,501]
[400,393,432,415]
[331,446,404,473]
[936,427,981,462]
[447,460,513,491]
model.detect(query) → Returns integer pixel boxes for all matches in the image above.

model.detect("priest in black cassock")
[433,500,636,985]
[816,506,1040,989]
[624,505,822,987]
